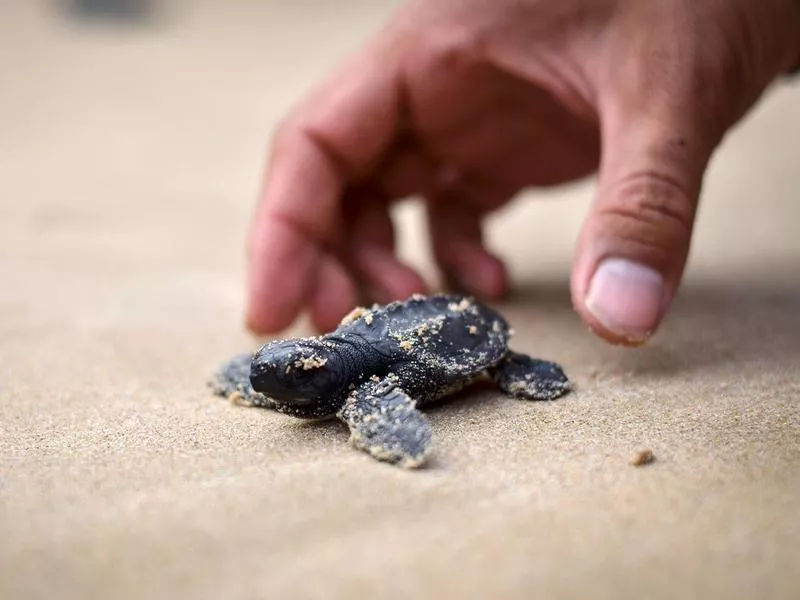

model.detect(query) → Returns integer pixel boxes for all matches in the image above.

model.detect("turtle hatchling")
[211,294,572,468]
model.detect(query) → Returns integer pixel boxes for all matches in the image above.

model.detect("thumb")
[571,102,717,346]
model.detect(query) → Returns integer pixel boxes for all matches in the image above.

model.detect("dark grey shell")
[337,295,509,372]
[330,294,511,405]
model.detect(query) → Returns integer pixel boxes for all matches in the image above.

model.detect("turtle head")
[249,338,346,415]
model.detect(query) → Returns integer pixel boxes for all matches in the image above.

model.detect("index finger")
[246,53,403,334]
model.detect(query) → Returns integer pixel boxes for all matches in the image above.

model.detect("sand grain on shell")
[295,356,328,370]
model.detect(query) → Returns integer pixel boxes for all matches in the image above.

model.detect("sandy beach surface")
[1,2,799,598]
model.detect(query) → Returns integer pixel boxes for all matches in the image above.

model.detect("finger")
[571,96,717,346]
[344,191,427,304]
[246,55,402,334]
[427,187,509,300]
[310,254,359,333]
[246,139,340,334]
[375,143,438,200]
[358,247,428,304]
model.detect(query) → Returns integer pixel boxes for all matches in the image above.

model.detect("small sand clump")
[630,449,655,467]
[295,356,328,370]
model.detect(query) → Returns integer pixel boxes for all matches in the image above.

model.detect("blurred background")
[3,0,800,327]
[2,0,800,325]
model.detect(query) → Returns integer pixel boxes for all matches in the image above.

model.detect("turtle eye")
[286,367,317,388]
[286,351,344,397]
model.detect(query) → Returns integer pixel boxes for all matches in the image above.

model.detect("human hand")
[246,0,800,345]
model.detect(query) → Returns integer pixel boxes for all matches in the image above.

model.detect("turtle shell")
[334,294,511,380]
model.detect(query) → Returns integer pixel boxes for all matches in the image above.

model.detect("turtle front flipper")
[491,351,572,401]
[337,377,433,468]
[209,352,275,408]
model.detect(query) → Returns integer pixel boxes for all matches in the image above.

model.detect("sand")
[1,2,799,599]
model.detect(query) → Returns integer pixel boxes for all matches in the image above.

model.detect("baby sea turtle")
[211,294,571,468]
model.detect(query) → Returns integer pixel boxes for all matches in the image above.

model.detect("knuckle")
[271,107,310,148]
[269,112,349,181]
[268,114,301,160]
[595,170,697,261]
[415,26,488,74]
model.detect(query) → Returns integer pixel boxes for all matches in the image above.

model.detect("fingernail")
[585,258,665,343]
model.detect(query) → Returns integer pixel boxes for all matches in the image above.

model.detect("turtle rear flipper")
[492,351,572,401]
[337,377,432,468]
